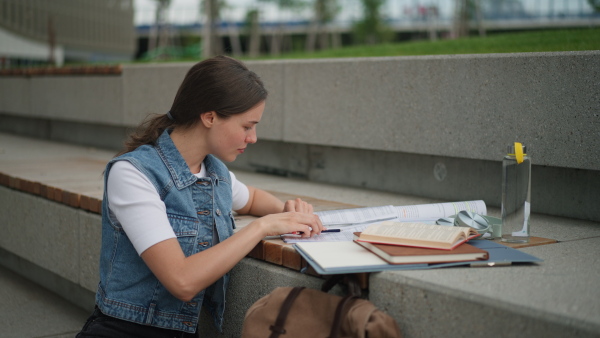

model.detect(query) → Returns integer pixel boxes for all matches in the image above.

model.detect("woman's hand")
[283,197,313,213]
[283,198,324,236]
[237,189,324,237]
[253,210,324,238]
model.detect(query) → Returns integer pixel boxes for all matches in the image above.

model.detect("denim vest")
[96,130,235,334]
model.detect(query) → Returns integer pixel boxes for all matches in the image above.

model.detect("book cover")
[354,236,489,265]
[293,240,541,275]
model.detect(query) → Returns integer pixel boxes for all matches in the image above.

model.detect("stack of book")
[291,202,542,274]
[353,221,488,264]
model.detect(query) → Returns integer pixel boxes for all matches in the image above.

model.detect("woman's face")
[207,101,265,162]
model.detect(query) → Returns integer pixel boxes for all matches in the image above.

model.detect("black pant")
[76,307,199,338]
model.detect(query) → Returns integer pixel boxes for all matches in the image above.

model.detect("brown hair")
[117,55,268,156]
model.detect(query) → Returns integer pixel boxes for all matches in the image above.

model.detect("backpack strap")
[322,274,363,297]
[328,295,358,338]
[269,287,305,338]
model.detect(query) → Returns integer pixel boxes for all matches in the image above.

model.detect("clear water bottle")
[501,142,531,243]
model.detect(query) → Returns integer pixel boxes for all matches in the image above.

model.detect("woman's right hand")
[253,211,323,238]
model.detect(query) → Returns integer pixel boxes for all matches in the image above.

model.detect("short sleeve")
[230,171,249,211]
[106,161,176,255]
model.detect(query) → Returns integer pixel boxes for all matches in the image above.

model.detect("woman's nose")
[246,130,257,144]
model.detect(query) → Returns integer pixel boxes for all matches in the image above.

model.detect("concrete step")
[0,264,89,338]
[1,132,599,337]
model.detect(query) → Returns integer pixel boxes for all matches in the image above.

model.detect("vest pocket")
[168,214,199,236]
[168,215,199,256]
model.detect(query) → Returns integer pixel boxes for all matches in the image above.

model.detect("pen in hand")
[291,229,341,235]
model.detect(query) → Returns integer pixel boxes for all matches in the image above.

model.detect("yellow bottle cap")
[507,143,526,164]
[514,142,524,164]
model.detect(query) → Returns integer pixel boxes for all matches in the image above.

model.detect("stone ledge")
[0,172,102,213]
[0,65,122,77]
[1,52,598,170]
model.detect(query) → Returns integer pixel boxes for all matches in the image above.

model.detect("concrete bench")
[1,51,599,222]
[1,133,600,337]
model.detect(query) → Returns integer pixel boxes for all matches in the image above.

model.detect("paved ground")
[0,265,89,338]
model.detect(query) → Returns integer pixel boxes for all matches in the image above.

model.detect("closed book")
[354,233,489,265]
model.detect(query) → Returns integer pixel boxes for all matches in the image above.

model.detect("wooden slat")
[0,65,122,77]
[492,236,558,249]
[263,241,284,265]
[0,172,9,186]
[282,245,303,271]
[80,195,103,213]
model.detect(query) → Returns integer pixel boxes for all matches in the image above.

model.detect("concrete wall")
[3,185,600,337]
[1,51,598,221]
[0,186,334,336]
[0,186,99,310]
[252,53,600,171]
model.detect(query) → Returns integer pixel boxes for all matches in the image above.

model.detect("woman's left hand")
[237,189,325,236]
[283,198,325,236]
[283,198,314,214]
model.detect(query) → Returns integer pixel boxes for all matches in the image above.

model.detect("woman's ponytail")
[115,55,267,157]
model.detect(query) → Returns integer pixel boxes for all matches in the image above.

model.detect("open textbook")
[355,222,481,250]
[282,200,486,243]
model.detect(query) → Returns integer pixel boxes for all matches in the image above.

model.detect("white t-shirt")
[107,160,250,255]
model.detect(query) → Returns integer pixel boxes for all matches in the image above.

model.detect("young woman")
[77,56,324,337]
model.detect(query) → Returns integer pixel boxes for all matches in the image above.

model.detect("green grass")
[249,27,600,60]
[130,27,599,64]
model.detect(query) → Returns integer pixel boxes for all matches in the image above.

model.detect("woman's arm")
[141,211,321,302]
[235,186,284,216]
[235,186,317,216]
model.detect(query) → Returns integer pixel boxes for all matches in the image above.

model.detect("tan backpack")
[241,285,401,338]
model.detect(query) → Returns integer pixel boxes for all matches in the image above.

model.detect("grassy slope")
[252,27,600,60]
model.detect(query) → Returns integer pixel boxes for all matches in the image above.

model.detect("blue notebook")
[294,239,542,275]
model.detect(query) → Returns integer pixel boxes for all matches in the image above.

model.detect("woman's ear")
[200,111,217,128]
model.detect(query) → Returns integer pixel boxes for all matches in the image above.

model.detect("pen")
[291,229,341,235]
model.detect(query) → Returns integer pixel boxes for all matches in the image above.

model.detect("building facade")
[0,0,135,67]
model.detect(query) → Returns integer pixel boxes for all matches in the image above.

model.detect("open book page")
[458,227,480,239]
[315,201,486,226]
[361,222,466,245]
[394,200,487,222]
[315,205,397,226]
[284,200,487,243]
[283,205,398,243]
